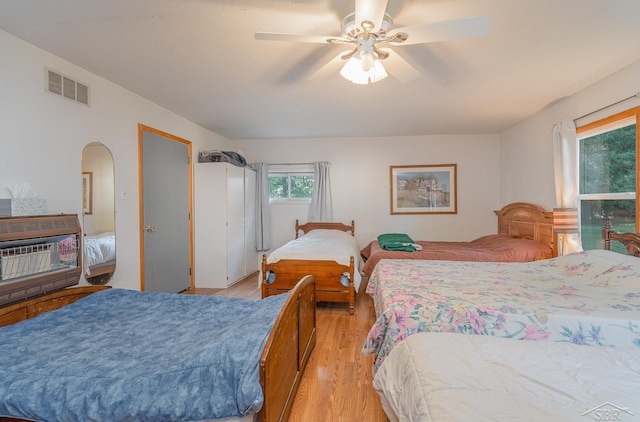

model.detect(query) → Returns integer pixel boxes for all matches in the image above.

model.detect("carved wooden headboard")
[294,220,355,239]
[494,202,555,256]
[602,217,640,257]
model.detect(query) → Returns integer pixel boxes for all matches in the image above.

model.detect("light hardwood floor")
[191,274,389,422]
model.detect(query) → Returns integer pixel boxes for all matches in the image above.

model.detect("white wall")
[237,134,501,253]
[500,60,640,209]
[0,29,232,290]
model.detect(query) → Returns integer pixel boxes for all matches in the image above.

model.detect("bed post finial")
[602,216,612,250]
[261,254,269,299]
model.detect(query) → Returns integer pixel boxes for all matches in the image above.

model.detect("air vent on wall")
[45,68,90,106]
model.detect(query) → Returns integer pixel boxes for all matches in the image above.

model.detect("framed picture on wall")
[390,164,457,214]
[82,172,93,215]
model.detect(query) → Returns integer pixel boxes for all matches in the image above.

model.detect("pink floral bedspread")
[363,250,640,372]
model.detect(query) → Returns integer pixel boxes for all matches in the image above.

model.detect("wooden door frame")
[137,124,194,291]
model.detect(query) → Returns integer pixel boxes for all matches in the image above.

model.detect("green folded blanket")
[378,233,417,252]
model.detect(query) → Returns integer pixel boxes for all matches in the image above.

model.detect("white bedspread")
[266,229,362,289]
[374,332,640,421]
[83,232,116,274]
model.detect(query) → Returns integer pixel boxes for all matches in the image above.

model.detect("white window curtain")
[307,161,333,222]
[254,163,271,251]
[552,120,583,254]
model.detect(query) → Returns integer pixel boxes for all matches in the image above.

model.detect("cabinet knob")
[145,225,155,232]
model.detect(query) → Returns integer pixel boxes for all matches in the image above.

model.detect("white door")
[139,125,192,293]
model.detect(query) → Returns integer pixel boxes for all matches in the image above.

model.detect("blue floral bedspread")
[0,288,288,422]
[363,250,640,373]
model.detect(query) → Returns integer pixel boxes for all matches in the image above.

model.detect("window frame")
[576,106,640,241]
[268,165,314,203]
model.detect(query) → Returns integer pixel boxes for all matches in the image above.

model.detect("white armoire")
[194,163,257,288]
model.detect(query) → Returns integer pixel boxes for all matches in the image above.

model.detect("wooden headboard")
[295,220,355,239]
[494,202,555,255]
[603,217,640,257]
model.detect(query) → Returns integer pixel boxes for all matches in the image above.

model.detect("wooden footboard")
[262,254,356,314]
[260,275,316,422]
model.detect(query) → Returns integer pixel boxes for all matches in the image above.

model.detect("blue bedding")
[0,288,289,422]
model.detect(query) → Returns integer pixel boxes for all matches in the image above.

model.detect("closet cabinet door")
[194,163,256,289]
[194,163,227,288]
[226,165,245,285]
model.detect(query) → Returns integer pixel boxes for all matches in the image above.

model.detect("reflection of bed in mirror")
[83,231,116,278]
[81,142,116,284]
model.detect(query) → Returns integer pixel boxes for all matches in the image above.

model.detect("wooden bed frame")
[262,220,357,314]
[0,276,317,422]
[603,216,640,257]
[494,202,556,255]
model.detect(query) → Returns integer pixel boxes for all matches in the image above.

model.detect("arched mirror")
[81,142,116,285]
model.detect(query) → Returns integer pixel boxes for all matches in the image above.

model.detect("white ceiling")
[2,0,640,139]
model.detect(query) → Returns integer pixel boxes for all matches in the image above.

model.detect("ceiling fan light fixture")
[370,59,388,83]
[361,51,375,71]
[257,4,491,85]
[340,56,387,85]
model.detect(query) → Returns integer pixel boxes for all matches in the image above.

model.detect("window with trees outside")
[576,107,639,252]
[268,165,314,201]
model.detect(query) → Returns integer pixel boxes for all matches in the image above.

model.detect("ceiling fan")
[255,0,489,84]
[255,0,490,85]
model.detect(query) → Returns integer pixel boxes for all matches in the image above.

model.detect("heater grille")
[46,68,90,106]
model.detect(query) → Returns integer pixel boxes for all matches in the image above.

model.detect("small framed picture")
[390,164,457,215]
[82,172,93,215]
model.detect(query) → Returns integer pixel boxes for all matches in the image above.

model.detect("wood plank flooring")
[190,274,389,422]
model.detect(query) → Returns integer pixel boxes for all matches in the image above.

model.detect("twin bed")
[0,276,316,422]
[261,220,360,314]
[367,223,640,421]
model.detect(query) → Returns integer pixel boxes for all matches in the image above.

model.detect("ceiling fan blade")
[355,0,388,32]
[382,50,421,83]
[390,15,490,46]
[255,32,340,44]
[308,52,346,80]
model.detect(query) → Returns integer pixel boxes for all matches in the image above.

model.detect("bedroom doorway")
[138,124,193,293]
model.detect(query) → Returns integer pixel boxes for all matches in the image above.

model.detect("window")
[576,107,639,252]
[268,165,314,201]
